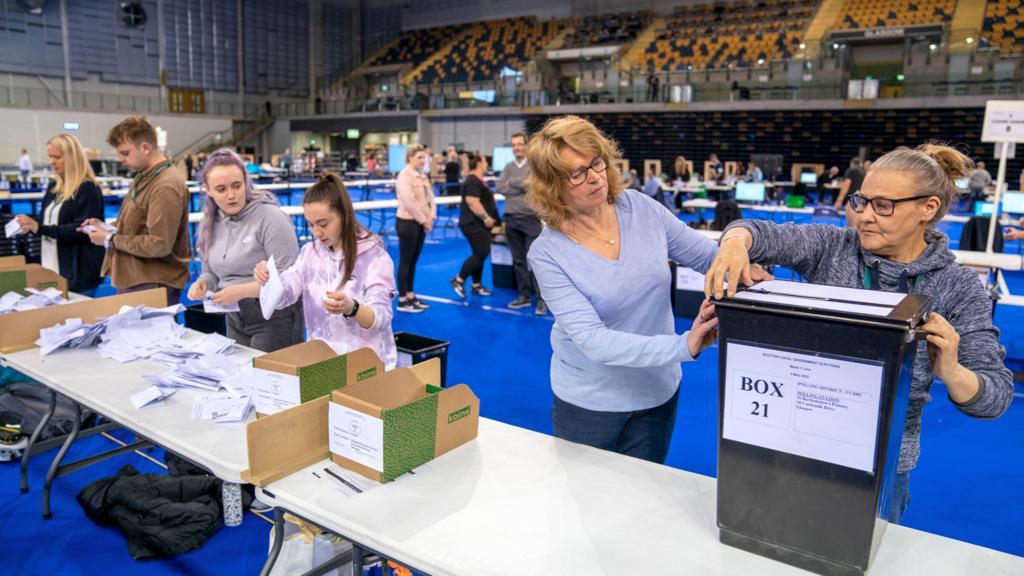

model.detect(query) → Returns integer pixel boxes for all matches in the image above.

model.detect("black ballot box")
[491,238,517,291]
[714,279,930,576]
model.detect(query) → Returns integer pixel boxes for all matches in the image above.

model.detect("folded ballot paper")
[35,303,186,357]
[4,219,25,238]
[81,221,117,234]
[191,394,253,424]
[0,287,68,314]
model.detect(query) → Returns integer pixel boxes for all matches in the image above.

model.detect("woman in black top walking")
[451,153,500,298]
[13,133,105,295]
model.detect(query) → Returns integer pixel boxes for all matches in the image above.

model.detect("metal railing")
[0,86,260,118]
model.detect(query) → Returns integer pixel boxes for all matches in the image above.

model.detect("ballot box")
[714,280,930,576]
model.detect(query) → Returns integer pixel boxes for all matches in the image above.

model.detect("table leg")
[21,388,56,494]
[258,508,286,576]
[42,399,81,520]
[351,544,365,575]
[222,481,244,527]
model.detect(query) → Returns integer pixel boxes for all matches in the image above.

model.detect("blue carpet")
[2,201,1022,573]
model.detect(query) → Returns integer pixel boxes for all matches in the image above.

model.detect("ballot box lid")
[716,280,930,331]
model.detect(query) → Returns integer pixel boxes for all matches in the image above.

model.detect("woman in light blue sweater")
[526,116,722,464]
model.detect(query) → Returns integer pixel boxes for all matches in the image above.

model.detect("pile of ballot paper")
[138,354,255,423]
[35,303,186,357]
[0,288,68,314]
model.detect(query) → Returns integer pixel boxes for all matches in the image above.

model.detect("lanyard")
[130,161,173,202]
[862,265,924,292]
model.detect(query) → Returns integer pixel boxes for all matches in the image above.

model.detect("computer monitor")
[954,178,968,190]
[1002,191,1024,214]
[974,201,995,217]
[492,146,515,173]
[735,182,766,203]
[799,172,818,185]
[387,144,406,174]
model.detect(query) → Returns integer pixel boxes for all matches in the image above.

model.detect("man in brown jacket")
[83,116,190,305]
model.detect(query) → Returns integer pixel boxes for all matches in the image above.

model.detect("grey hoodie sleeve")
[723,220,854,282]
[944,269,1014,419]
[260,206,301,271]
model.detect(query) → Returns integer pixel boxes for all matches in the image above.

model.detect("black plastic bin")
[394,332,449,387]
[183,304,228,336]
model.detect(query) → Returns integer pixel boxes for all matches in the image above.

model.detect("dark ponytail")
[303,172,371,286]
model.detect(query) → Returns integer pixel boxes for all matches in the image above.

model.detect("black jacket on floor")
[76,464,223,561]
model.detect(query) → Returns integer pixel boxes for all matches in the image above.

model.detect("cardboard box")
[0,288,166,353]
[251,341,384,417]
[329,360,478,483]
[0,255,27,269]
[241,358,448,487]
[0,263,68,298]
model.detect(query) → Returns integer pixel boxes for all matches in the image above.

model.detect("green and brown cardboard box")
[0,256,68,298]
[251,340,384,417]
[329,358,479,483]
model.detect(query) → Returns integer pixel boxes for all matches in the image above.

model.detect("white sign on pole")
[993,143,1016,160]
[981,100,1024,144]
[722,342,885,474]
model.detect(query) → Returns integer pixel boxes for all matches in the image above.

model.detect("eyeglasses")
[561,157,607,186]
[848,193,934,216]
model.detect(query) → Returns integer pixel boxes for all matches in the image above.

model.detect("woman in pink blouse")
[251,173,398,368]
[394,144,437,313]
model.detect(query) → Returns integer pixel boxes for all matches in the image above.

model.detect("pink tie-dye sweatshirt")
[275,233,398,369]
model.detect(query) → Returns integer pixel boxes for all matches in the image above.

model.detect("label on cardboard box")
[329,402,384,472]
[252,368,301,415]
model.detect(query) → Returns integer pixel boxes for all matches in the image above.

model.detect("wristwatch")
[104,231,116,250]
[343,299,360,318]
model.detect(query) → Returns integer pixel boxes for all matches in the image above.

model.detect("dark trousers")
[888,470,911,524]
[504,213,543,300]
[396,217,425,295]
[552,387,680,464]
[459,223,492,285]
[227,299,304,353]
[119,283,182,307]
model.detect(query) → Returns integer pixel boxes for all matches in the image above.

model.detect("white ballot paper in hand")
[5,219,25,238]
[82,221,117,234]
[259,255,285,320]
[203,291,240,313]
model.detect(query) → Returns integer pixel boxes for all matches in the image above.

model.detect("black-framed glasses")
[848,193,934,216]
[561,157,607,186]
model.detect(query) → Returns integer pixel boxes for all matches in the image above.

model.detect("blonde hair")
[406,144,425,162]
[47,133,97,201]
[674,155,688,177]
[525,115,624,229]
[869,142,973,224]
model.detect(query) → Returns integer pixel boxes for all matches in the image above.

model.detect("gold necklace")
[568,215,617,246]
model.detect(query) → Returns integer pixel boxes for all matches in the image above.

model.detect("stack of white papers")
[81,221,117,234]
[35,303,186,357]
[4,219,25,238]
[191,394,253,424]
[36,318,107,355]
[0,288,68,314]
[144,352,250,394]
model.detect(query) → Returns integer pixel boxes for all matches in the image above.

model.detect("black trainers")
[397,299,424,313]
[535,301,549,316]
[450,278,466,298]
[508,295,531,309]
[471,284,492,296]
[411,297,430,310]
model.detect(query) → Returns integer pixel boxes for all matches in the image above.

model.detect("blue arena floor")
[2,196,1022,574]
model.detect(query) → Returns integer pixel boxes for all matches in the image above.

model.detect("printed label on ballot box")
[329,402,384,472]
[722,341,885,474]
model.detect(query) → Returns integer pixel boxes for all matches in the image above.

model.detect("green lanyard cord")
[130,161,173,202]
[863,265,925,292]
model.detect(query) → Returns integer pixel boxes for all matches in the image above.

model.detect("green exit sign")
[347,129,360,139]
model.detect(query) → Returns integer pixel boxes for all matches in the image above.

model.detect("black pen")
[323,467,363,493]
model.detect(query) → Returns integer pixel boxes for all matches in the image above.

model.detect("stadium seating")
[562,11,652,49]
[983,0,1024,53]
[365,24,469,68]
[833,0,955,30]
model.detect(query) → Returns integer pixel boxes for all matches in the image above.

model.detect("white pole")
[986,140,1010,254]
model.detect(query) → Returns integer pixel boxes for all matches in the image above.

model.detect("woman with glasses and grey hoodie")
[705,143,1013,524]
[186,148,304,352]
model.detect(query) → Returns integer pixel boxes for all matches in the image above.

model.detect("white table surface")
[258,419,1022,576]
[0,331,259,483]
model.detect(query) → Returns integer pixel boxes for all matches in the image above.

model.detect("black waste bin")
[183,304,228,336]
[395,332,449,387]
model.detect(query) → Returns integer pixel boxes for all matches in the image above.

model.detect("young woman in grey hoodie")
[186,148,304,352]
[705,143,1013,524]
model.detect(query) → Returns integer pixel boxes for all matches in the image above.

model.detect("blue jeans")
[552,387,680,464]
[888,471,911,524]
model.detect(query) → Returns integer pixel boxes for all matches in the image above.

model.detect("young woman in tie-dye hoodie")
[250,173,398,368]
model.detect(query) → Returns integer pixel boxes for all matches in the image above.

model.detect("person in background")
[14,134,104,295]
[451,153,499,298]
[184,153,194,182]
[626,168,640,190]
[444,146,461,196]
[82,116,190,306]
[746,160,763,183]
[706,143,1013,523]
[817,165,841,204]
[395,145,436,313]
[833,156,866,209]
[422,147,433,175]
[642,169,666,206]
[17,148,33,189]
[672,155,692,211]
[251,174,397,368]
[185,149,303,352]
[647,72,660,102]
[526,115,724,464]
[498,132,547,315]
[366,154,377,175]
[281,147,292,177]
[707,153,724,183]
[966,160,992,212]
